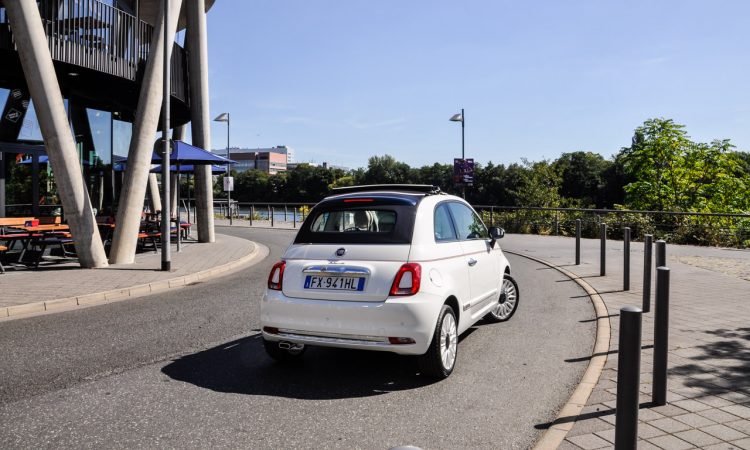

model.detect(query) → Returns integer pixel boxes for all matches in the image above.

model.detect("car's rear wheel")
[263,339,306,363]
[418,305,458,379]
[486,274,519,322]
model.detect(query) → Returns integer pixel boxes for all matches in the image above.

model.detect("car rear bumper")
[260,290,443,355]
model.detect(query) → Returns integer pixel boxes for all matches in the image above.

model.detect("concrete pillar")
[170,173,178,219]
[147,173,162,212]
[187,0,215,243]
[171,125,186,219]
[109,0,183,264]
[4,0,107,267]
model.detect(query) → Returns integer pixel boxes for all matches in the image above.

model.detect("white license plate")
[304,275,365,291]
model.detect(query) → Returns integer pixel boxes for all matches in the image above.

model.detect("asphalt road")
[0,227,596,449]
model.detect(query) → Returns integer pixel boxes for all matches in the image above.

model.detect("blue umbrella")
[150,164,226,174]
[151,140,236,165]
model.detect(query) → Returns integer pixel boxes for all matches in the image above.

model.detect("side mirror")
[489,227,505,240]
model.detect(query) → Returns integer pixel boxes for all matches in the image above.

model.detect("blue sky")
[205,0,750,169]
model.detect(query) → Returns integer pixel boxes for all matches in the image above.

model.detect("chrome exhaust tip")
[279,341,304,351]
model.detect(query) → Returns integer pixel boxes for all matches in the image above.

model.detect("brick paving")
[501,234,750,449]
[0,233,256,310]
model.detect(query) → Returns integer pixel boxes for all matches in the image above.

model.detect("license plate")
[304,275,365,291]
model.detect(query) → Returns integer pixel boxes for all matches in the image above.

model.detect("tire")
[263,339,306,363]
[485,273,519,323]
[418,305,458,379]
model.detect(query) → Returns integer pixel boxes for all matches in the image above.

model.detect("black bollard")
[575,219,581,265]
[600,223,607,276]
[271,207,275,227]
[615,306,642,450]
[642,235,653,312]
[652,266,670,406]
[655,240,666,268]
[293,206,297,228]
[623,227,631,291]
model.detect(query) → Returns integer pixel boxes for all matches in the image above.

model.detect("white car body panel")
[260,189,512,355]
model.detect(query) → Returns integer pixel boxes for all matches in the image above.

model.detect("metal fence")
[0,0,189,102]
[473,205,750,248]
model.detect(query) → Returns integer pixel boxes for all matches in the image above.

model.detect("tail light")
[268,261,286,290]
[389,263,421,296]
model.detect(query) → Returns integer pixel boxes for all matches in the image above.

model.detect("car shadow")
[161,334,442,400]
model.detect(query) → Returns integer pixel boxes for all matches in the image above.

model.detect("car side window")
[434,203,457,241]
[447,202,489,240]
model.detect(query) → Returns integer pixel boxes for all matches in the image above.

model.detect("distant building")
[228,146,290,174]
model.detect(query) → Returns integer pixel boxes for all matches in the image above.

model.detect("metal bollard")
[652,266,670,406]
[293,207,297,228]
[249,205,254,226]
[615,306,642,450]
[600,223,607,276]
[655,240,666,268]
[575,219,581,265]
[271,207,275,227]
[642,235,653,312]
[284,205,288,222]
[623,227,631,291]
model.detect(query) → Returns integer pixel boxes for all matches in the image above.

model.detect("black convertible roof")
[331,184,442,195]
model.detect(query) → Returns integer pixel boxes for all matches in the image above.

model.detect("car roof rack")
[331,184,442,195]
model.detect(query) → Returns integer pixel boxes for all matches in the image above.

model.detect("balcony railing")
[0,0,188,103]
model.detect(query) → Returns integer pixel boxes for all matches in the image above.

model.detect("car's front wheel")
[263,339,306,363]
[485,273,519,322]
[418,304,458,379]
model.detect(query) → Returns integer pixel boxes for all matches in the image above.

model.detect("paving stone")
[637,423,667,439]
[650,417,694,433]
[673,429,722,447]
[636,441,663,450]
[730,438,750,450]
[567,433,611,450]
[558,440,584,450]
[701,424,749,441]
[650,404,690,417]
[702,443,746,450]
[699,408,745,423]
[697,395,737,408]
[722,404,750,419]
[567,418,614,437]
[726,419,750,435]
[593,428,614,444]
[672,398,714,412]
[647,434,694,450]
[674,412,718,428]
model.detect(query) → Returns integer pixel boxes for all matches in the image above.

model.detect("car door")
[447,202,499,319]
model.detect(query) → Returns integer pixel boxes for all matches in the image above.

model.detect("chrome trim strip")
[274,329,393,347]
[302,265,371,276]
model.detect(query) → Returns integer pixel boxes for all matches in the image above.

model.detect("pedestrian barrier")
[642,234,653,312]
[653,266,671,406]
[623,227,631,291]
[575,218,581,265]
[600,223,607,276]
[615,306,642,450]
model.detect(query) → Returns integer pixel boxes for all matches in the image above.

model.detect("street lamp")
[450,108,465,198]
[213,112,232,225]
[161,0,172,271]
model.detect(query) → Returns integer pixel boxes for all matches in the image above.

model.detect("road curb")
[505,251,611,450]
[2,241,267,321]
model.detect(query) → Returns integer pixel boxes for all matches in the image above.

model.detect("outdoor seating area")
[0,212,193,272]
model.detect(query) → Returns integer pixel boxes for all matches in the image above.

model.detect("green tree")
[358,155,411,185]
[553,151,612,207]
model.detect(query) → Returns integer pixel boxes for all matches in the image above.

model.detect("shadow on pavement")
[161,334,442,400]
[670,326,750,395]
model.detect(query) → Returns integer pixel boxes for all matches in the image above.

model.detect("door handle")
[468,258,477,266]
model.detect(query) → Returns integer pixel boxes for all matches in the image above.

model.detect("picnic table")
[10,224,74,268]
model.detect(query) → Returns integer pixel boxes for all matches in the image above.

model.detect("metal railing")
[0,0,189,103]
[212,201,316,228]
[473,205,750,248]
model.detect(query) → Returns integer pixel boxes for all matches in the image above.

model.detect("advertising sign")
[453,158,474,186]
[223,176,234,192]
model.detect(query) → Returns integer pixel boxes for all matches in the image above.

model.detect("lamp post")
[161,0,172,271]
[450,108,465,198]
[213,112,231,225]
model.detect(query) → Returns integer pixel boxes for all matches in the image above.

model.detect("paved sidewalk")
[501,234,750,449]
[0,233,263,319]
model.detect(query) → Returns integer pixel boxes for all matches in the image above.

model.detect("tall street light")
[161,0,172,271]
[213,112,231,225]
[450,108,465,198]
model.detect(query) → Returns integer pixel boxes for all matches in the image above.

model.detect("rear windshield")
[294,201,417,244]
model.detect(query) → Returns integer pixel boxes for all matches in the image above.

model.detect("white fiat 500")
[261,185,519,378]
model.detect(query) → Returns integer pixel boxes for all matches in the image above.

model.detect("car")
[260,184,519,378]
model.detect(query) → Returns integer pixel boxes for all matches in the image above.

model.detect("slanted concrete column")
[147,174,162,212]
[109,0,183,264]
[5,0,107,268]
[187,0,215,243]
